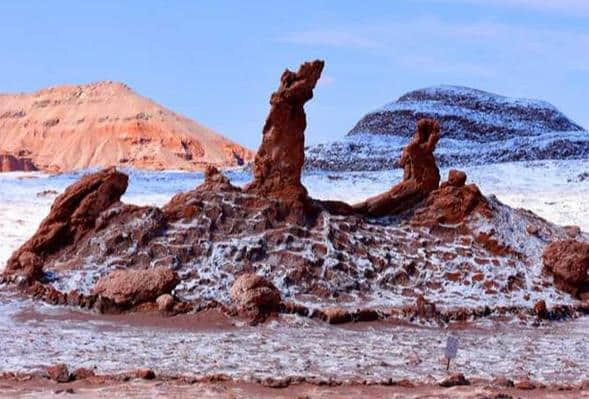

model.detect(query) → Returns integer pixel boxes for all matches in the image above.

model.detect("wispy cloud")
[280,30,380,49]
[278,16,589,78]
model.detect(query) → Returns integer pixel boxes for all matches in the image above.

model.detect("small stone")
[534,300,547,319]
[543,240,589,297]
[492,376,514,388]
[439,373,470,388]
[73,367,95,380]
[526,224,540,235]
[47,363,71,383]
[515,378,536,390]
[564,225,581,238]
[156,294,174,312]
[322,307,352,324]
[92,267,179,307]
[446,169,467,188]
[135,368,156,380]
[230,273,281,323]
[415,295,437,318]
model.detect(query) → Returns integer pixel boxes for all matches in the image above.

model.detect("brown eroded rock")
[156,294,175,312]
[534,299,548,319]
[245,60,324,207]
[415,295,438,319]
[440,169,467,188]
[4,167,128,280]
[134,368,156,380]
[200,165,239,192]
[0,81,253,172]
[543,240,589,297]
[322,307,353,324]
[47,364,71,383]
[564,225,581,238]
[514,378,536,390]
[491,376,515,388]
[92,267,179,307]
[411,182,491,227]
[527,224,540,236]
[0,153,38,172]
[439,373,470,388]
[353,118,441,216]
[230,273,281,323]
[72,367,95,380]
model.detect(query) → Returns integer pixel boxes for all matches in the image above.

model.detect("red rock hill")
[0,81,253,172]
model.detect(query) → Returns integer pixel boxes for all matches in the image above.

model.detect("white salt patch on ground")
[0,160,587,271]
[0,293,587,383]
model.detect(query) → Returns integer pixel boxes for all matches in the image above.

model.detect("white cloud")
[278,16,589,77]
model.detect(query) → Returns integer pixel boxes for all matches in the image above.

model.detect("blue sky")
[0,1,587,148]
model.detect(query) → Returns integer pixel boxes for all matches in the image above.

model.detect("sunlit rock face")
[0,81,254,173]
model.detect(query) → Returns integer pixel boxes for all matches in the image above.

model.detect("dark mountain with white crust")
[306,85,588,171]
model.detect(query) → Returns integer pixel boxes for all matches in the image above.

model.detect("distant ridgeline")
[305,85,588,171]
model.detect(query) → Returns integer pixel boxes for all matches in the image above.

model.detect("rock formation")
[47,364,71,383]
[411,170,491,227]
[543,240,589,297]
[352,118,440,216]
[245,60,324,207]
[0,81,253,172]
[4,167,127,281]
[3,60,588,325]
[230,273,281,324]
[92,267,179,307]
[441,169,467,189]
[0,153,38,172]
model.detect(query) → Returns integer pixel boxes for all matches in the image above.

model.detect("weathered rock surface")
[245,60,324,211]
[412,182,491,227]
[439,373,470,388]
[92,267,179,307]
[0,153,38,172]
[353,118,440,216]
[230,273,281,323]
[305,85,588,171]
[134,368,156,380]
[441,169,467,189]
[0,81,253,172]
[4,167,127,280]
[3,61,588,324]
[156,293,175,312]
[543,240,589,297]
[72,367,95,380]
[47,364,71,383]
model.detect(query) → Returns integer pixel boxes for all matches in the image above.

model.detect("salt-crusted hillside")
[0,81,253,172]
[306,85,588,171]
